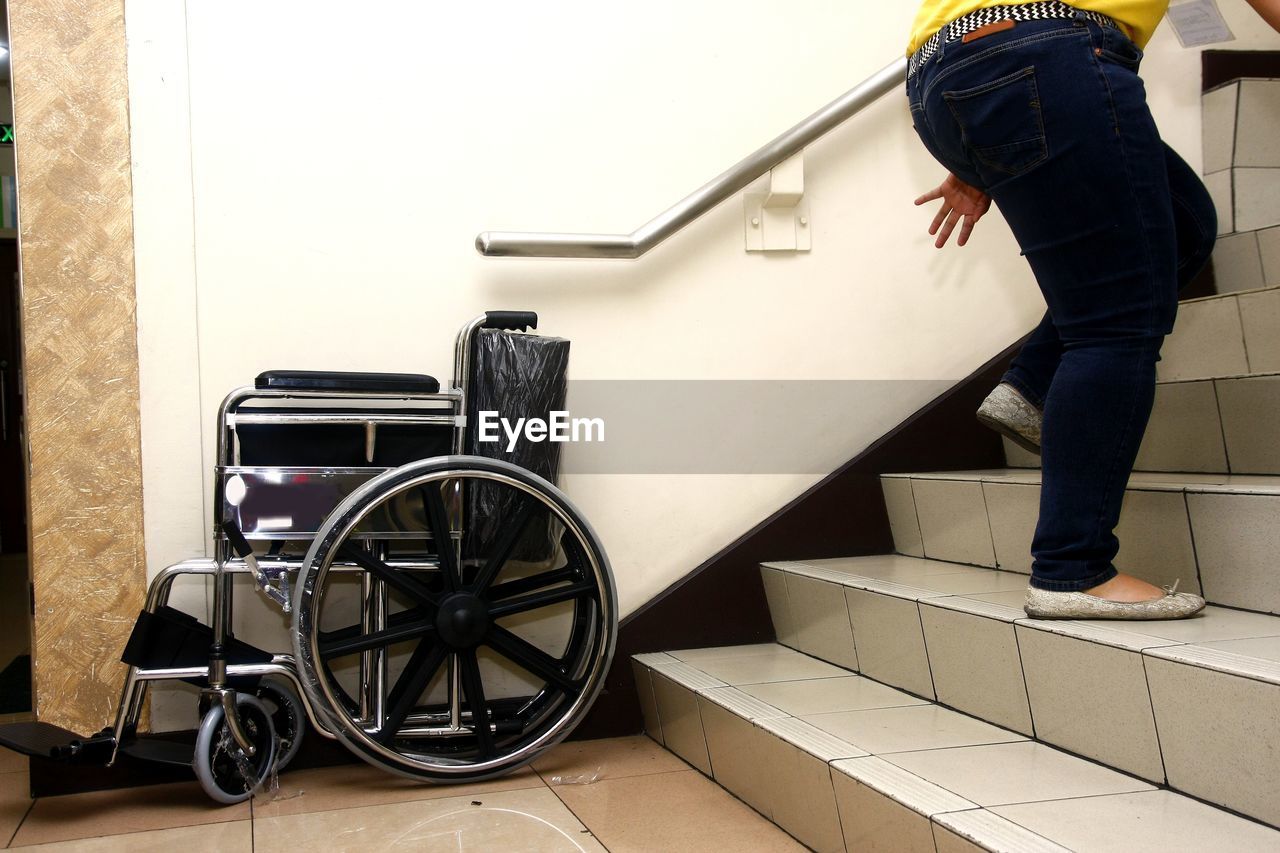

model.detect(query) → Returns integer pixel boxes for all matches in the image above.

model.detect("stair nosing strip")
[831,755,978,818]
[648,660,727,691]
[758,716,867,762]
[1013,619,1182,653]
[632,652,678,668]
[934,808,1074,853]
[695,686,789,720]
[923,594,1027,623]
[1143,642,1280,686]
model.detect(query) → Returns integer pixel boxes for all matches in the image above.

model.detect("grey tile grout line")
[1229,82,1240,236]
[914,600,942,705]
[907,477,926,558]
[1137,654,1170,789]
[1179,491,1208,600]
[978,480,1000,570]
[5,797,34,849]
[909,478,933,561]
[1208,378,1233,476]
[1010,620,1038,741]
[840,583,860,670]
[1234,294,1255,375]
[536,773,616,853]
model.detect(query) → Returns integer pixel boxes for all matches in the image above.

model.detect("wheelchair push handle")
[484,311,538,332]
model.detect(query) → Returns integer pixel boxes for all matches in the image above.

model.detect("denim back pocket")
[943,67,1047,181]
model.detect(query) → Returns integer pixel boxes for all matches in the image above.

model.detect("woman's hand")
[915,173,991,248]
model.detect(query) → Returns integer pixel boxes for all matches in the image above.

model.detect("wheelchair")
[0,312,617,803]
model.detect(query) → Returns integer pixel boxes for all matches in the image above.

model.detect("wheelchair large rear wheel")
[292,455,616,782]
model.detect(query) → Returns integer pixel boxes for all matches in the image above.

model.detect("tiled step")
[880,469,1280,614]
[632,640,1280,851]
[1202,79,1280,235]
[1158,285,1280,383]
[755,556,1280,830]
[1001,370,1280,475]
[1211,226,1280,294]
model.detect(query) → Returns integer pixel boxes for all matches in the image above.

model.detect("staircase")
[630,80,1280,852]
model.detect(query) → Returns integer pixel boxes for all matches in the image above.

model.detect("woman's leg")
[916,18,1179,591]
[999,142,1216,409]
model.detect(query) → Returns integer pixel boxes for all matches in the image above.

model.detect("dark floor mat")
[0,654,31,714]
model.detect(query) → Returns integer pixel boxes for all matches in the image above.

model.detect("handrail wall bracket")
[745,151,809,253]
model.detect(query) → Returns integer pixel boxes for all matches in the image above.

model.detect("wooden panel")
[10,0,144,734]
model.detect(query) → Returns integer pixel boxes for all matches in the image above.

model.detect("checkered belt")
[907,1,1121,79]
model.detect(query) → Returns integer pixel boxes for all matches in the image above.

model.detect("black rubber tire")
[292,455,616,783]
[193,694,279,804]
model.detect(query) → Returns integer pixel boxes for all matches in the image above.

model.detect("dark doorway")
[0,0,31,718]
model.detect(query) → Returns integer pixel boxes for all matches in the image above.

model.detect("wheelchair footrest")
[0,722,116,764]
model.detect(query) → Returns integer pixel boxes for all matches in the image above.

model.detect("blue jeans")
[906,14,1217,591]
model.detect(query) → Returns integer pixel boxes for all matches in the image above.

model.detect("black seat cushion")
[255,370,440,394]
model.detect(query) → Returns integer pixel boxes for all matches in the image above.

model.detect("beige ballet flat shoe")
[1024,581,1205,620]
[977,382,1042,455]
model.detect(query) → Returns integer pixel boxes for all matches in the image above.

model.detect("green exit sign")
[0,125,11,144]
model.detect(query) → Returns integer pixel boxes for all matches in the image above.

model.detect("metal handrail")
[475,57,907,259]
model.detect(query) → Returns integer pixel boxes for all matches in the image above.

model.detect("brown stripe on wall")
[1202,50,1280,92]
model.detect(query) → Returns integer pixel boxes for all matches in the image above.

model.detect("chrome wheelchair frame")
[0,312,617,803]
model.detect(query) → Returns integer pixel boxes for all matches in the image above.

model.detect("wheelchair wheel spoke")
[421,485,460,593]
[487,581,597,620]
[469,498,535,594]
[377,640,449,745]
[318,606,428,645]
[457,649,494,757]
[485,625,582,698]
[318,619,436,660]
[339,545,439,607]
[486,567,576,602]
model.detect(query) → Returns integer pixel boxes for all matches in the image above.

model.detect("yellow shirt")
[907,1,1170,54]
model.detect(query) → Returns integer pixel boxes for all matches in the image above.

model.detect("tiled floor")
[0,736,801,851]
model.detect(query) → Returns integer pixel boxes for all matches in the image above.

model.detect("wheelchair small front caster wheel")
[193,694,278,804]
[251,677,305,773]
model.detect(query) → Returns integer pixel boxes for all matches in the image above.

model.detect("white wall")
[126,1,1280,648]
